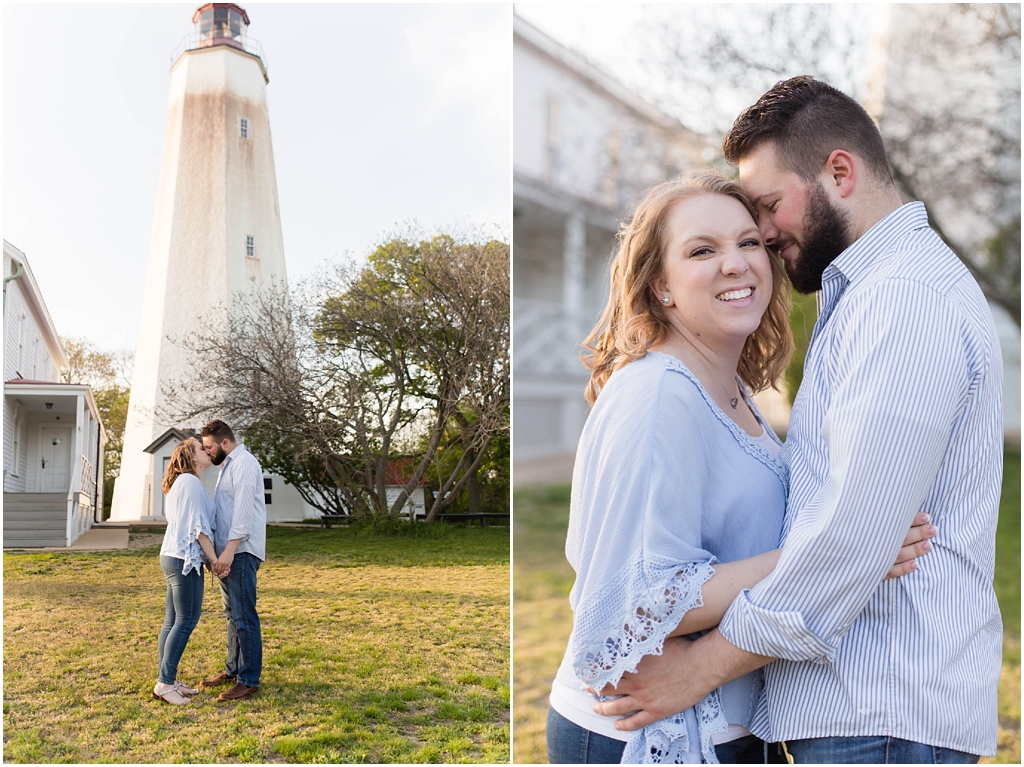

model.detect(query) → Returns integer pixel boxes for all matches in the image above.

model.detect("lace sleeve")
[175,479,214,576]
[570,554,716,690]
[568,553,729,764]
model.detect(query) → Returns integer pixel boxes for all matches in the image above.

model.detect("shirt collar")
[819,201,930,316]
[824,201,929,286]
[222,443,248,467]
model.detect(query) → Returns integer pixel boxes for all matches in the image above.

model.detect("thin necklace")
[688,353,741,410]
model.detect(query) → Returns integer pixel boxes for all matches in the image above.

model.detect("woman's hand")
[884,511,937,579]
[198,533,218,571]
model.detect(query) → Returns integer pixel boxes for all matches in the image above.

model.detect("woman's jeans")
[157,555,204,684]
[546,706,785,764]
[217,552,262,688]
[547,706,627,764]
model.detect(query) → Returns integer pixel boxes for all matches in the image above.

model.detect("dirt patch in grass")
[128,532,165,551]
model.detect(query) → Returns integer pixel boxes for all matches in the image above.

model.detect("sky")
[4,3,511,353]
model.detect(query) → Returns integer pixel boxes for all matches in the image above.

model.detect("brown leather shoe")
[200,672,235,688]
[218,682,259,701]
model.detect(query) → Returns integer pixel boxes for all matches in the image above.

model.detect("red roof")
[382,456,429,486]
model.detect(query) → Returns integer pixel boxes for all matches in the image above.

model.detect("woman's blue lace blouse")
[559,351,788,763]
[159,473,216,576]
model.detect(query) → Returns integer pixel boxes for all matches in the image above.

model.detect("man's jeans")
[217,552,262,687]
[786,736,979,764]
[157,555,204,685]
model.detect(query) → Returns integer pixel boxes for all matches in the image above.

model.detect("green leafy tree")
[60,337,133,518]
[164,232,510,522]
[422,407,510,516]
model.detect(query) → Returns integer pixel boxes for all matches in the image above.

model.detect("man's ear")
[823,150,856,199]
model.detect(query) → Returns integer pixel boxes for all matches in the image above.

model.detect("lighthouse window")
[246,235,256,258]
[240,118,249,138]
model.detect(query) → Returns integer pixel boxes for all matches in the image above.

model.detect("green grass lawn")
[3,524,510,764]
[512,451,1022,764]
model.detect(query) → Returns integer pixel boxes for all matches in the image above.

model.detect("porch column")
[69,393,86,545]
[95,417,106,521]
[562,210,587,454]
[563,210,586,324]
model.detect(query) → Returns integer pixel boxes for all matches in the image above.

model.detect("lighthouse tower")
[111,4,290,520]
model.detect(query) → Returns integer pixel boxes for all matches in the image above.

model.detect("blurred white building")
[513,15,795,485]
[513,15,699,480]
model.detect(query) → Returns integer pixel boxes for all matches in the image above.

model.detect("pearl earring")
[660,296,670,304]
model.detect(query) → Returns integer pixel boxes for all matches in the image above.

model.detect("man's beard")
[210,448,226,466]
[783,182,853,294]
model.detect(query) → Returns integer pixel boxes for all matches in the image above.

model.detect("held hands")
[212,551,234,579]
[203,560,226,576]
[885,511,937,579]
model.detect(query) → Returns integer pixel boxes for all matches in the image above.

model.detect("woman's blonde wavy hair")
[162,437,200,494]
[582,170,794,406]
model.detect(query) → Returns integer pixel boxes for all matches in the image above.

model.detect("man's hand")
[213,550,235,579]
[213,539,241,579]
[592,632,772,731]
[590,636,706,731]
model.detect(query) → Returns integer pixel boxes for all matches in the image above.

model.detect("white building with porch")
[3,240,106,547]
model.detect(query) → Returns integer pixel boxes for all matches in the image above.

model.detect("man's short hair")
[201,419,235,443]
[723,75,893,184]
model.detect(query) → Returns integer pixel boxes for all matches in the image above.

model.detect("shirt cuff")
[719,589,837,663]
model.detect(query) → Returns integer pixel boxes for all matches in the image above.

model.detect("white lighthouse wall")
[112,44,297,521]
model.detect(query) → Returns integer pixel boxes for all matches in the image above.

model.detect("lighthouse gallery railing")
[170,32,267,73]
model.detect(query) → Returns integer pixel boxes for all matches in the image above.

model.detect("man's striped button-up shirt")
[719,202,1003,756]
[213,443,267,562]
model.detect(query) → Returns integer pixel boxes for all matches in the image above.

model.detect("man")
[200,419,266,701]
[594,76,1003,763]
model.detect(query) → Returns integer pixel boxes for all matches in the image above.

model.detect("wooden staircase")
[3,493,67,548]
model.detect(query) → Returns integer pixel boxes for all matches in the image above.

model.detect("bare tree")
[164,233,510,522]
[627,3,1020,323]
[876,4,1020,323]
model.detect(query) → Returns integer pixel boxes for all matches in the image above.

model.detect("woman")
[545,172,933,764]
[152,437,218,705]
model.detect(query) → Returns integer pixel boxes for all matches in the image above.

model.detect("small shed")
[143,428,218,518]
[380,456,430,521]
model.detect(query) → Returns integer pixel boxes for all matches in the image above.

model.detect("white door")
[39,426,72,492]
